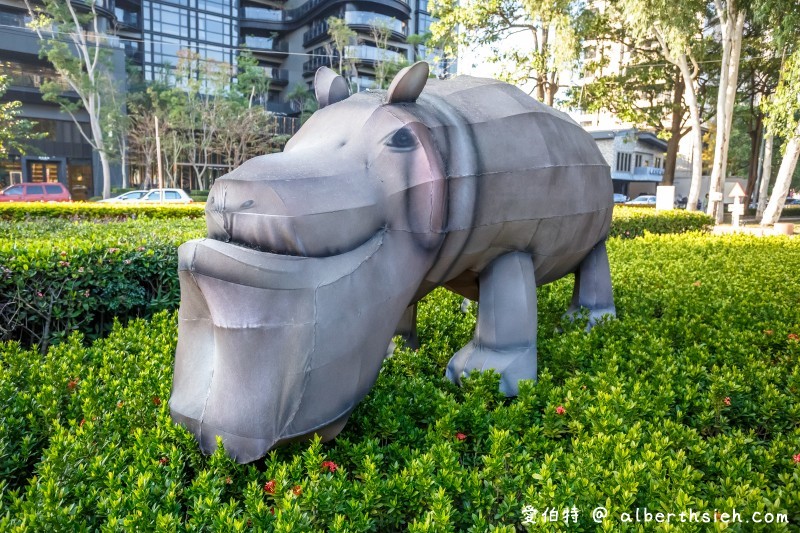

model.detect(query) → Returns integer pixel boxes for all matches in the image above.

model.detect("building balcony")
[264,67,289,85]
[633,166,665,177]
[0,63,72,94]
[303,21,329,47]
[241,6,283,22]
[242,35,289,55]
[344,10,407,39]
[344,44,405,65]
[114,8,140,30]
[302,55,333,75]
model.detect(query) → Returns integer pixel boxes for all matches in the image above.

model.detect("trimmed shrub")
[610,206,713,238]
[0,219,204,351]
[0,202,205,221]
[0,233,798,530]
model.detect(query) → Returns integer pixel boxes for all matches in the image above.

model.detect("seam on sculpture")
[279,267,323,437]
[189,240,215,441]
[279,228,387,437]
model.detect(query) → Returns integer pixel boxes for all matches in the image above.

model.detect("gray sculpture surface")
[170,62,615,463]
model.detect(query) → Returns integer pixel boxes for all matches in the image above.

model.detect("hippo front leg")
[446,252,537,396]
[386,304,419,357]
[564,239,616,328]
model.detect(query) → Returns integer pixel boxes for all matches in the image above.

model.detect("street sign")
[729,182,746,198]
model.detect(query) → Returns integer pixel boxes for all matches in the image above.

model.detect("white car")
[140,188,194,204]
[98,190,149,203]
[625,195,657,206]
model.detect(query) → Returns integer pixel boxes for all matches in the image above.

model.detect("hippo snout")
[206,163,385,257]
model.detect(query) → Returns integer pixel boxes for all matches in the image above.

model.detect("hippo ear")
[314,67,350,108]
[387,61,429,104]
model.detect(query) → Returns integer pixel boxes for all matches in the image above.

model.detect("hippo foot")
[445,341,537,397]
[564,239,616,331]
[562,306,616,331]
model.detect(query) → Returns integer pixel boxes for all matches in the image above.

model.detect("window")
[27,185,44,195]
[634,154,642,168]
[45,184,63,194]
[616,152,632,172]
[5,185,23,196]
[165,191,180,199]
[655,157,662,168]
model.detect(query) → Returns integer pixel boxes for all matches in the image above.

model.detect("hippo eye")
[386,127,418,151]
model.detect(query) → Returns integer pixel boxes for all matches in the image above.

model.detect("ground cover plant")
[0,231,798,531]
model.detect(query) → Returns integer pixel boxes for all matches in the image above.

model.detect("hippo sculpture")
[170,62,615,463]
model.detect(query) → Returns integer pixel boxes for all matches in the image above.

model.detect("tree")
[25,0,123,199]
[370,18,395,89]
[760,49,800,225]
[0,75,46,159]
[286,84,318,124]
[429,0,589,106]
[706,0,747,223]
[618,0,707,210]
[327,17,358,78]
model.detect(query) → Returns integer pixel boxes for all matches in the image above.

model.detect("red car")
[0,182,72,202]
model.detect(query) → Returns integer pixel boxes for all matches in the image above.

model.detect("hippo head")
[169,63,449,462]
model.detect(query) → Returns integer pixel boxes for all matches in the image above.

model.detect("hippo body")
[170,63,615,462]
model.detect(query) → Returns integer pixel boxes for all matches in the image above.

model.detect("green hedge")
[0,209,712,352]
[0,202,205,221]
[0,233,798,530]
[610,206,713,238]
[0,219,204,351]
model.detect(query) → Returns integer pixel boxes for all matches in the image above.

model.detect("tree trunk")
[744,113,763,206]
[677,56,704,213]
[707,9,745,223]
[756,133,773,219]
[100,152,112,199]
[663,74,685,187]
[120,138,128,189]
[761,125,800,225]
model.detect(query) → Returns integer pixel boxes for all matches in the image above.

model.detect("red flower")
[117,401,124,408]
[67,379,79,391]
[764,329,774,335]
[793,454,800,464]
[225,476,232,485]
[789,333,799,342]
[292,485,302,496]
[555,405,566,415]
[455,432,467,441]
[152,396,162,406]
[723,397,731,406]
[159,456,169,465]
[692,280,701,287]
[79,418,86,427]
[321,460,338,472]
[263,480,276,494]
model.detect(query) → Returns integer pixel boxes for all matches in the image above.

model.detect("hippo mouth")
[169,227,434,462]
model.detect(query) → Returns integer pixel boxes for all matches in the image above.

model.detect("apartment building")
[0,0,452,191]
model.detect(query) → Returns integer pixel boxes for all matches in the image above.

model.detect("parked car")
[98,190,149,203]
[0,182,71,202]
[786,197,800,205]
[613,193,629,204]
[139,188,194,204]
[625,194,657,206]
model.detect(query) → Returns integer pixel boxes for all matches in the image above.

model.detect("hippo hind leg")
[446,251,537,397]
[564,239,616,329]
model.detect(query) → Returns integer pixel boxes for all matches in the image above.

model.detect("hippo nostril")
[240,199,255,209]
